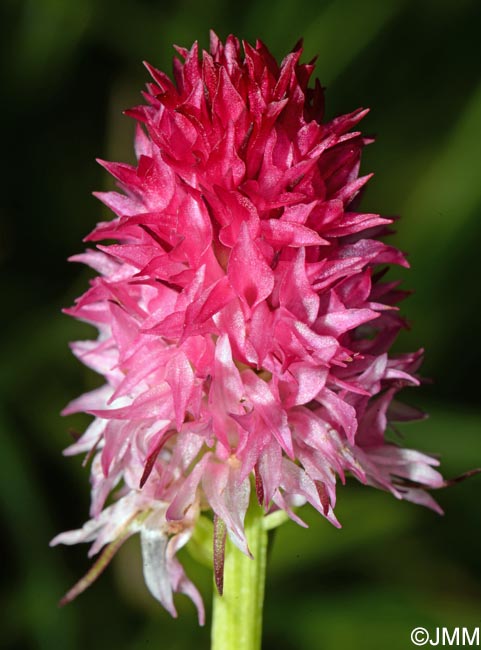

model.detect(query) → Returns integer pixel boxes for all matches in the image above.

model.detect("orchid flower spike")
[52,32,450,623]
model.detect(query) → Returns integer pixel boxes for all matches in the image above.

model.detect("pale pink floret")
[52,32,445,619]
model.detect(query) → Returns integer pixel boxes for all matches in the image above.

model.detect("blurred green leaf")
[402,80,481,251]
[15,0,92,85]
[186,515,214,569]
[268,487,417,576]
[0,408,78,650]
[398,404,481,471]
[302,0,406,84]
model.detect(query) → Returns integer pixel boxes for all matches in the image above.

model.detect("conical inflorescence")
[52,33,445,622]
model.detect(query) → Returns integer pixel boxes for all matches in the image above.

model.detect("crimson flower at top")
[52,32,444,623]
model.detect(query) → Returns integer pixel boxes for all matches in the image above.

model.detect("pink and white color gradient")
[51,33,445,622]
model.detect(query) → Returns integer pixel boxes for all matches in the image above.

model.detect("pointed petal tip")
[292,37,304,52]
[58,594,70,608]
[329,512,342,529]
[442,467,481,487]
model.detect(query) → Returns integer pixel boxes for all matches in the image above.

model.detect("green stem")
[211,506,268,650]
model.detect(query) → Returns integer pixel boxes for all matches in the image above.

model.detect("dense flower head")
[52,32,445,622]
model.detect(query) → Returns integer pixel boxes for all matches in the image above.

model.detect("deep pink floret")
[51,32,445,622]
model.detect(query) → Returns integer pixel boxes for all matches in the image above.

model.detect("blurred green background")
[1,0,480,648]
